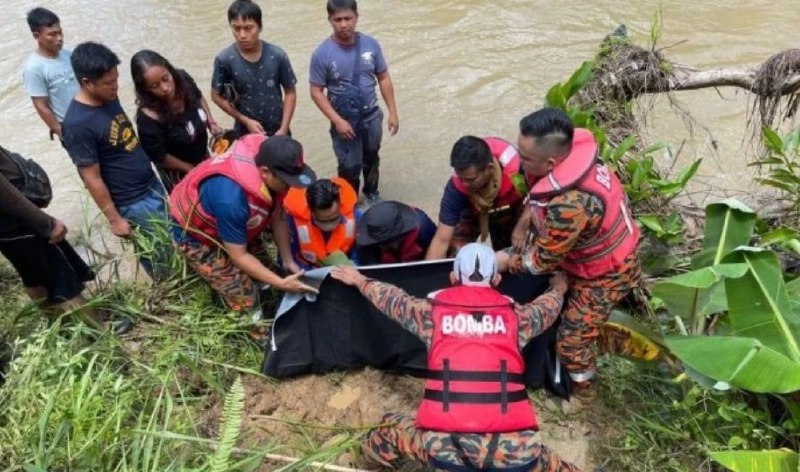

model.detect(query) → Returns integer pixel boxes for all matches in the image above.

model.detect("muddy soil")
[203,368,595,471]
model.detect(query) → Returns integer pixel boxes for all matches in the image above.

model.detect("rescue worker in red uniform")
[170,134,319,314]
[498,108,642,404]
[283,177,360,270]
[355,200,436,265]
[331,243,581,471]
[426,136,528,259]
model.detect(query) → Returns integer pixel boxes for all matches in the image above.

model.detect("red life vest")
[416,286,539,433]
[378,226,424,264]
[283,177,358,267]
[451,137,526,212]
[528,128,639,279]
[170,134,273,247]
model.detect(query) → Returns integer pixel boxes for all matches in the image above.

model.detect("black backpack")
[0,146,52,208]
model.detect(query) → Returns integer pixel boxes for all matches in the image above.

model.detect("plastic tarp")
[262,260,569,399]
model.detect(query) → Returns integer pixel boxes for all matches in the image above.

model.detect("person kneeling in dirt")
[170,134,319,316]
[331,243,581,471]
[0,145,131,334]
[498,107,642,405]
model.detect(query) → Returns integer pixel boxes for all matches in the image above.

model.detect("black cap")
[257,136,316,188]
[357,201,419,245]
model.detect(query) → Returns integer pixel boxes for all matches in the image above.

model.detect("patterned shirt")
[212,41,297,135]
[358,281,563,351]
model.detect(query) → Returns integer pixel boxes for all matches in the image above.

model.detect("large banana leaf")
[691,199,756,269]
[652,263,749,333]
[788,278,800,314]
[723,248,800,362]
[711,449,799,472]
[666,336,800,393]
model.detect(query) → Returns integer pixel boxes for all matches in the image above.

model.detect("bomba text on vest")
[441,313,507,336]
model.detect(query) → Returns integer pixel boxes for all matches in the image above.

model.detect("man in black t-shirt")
[211,0,298,137]
[62,41,170,279]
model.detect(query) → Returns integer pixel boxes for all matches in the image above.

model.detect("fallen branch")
[213,443,377,472]
[633,65,800,95]
[580,30,800,136]
[265,451,374,472]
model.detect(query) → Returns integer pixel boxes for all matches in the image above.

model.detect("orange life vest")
[283,177,358,266]
[416,286,539,433]
[170,134,273,247]
[528,129,639,279]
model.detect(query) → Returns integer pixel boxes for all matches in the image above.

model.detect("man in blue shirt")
[171,134,319,314]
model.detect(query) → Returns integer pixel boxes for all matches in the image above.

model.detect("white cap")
[453,243,497,287]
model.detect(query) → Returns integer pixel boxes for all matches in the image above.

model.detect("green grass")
[0,222,380,471]
[1,227,797,471]
[591,355,798,472]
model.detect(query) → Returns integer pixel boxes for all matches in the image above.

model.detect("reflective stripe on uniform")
[344,218,355,239]
[547,172,562,191]
[297,225,311,244]
[498,145,517,167]
[568,369,596,383]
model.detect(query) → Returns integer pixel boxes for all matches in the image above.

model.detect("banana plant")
[653,199,756,334]
[712,449,799,472]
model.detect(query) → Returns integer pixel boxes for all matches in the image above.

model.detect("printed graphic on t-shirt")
[109,113,140,152]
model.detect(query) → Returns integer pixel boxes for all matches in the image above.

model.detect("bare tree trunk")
[637,64,800,95]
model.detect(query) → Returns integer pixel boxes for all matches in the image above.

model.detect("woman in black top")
[132,50,222,193]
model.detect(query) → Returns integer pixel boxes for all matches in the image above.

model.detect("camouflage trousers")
[556,253,642,384]
[176,239,270,313]
[364,413,582,471]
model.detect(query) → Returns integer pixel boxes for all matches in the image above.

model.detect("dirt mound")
[240,369,423,451]
[203,369,593,470]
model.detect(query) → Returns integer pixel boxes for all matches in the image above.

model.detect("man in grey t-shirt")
[23,7,78,141]
[211,0,297,138]
[310,0,399,203]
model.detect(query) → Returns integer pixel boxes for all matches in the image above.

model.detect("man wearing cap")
[356,200,435,265]
[498,107,641,404]
[282,177,362,271]
[425,135,528,260]
[331,243,580,471]
[170,134,318,314]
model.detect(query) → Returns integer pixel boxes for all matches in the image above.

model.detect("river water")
[1,0,796,234]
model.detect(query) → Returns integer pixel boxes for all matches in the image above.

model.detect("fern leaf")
[210,377,245,472]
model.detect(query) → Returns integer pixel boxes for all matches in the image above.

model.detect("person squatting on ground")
[0,145,131,334]
[309,0,399,203]
[498,107,641,401]
[212,0,297,137]
[170,134,318,315]
[331,243,581,471]
[62,41,172,280]
[426,136,528,259]
[132,49,221,193]
[283,177,361,271]
[355,200,436,265]
[23,7,78,142]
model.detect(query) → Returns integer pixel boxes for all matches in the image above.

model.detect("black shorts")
[0,235,94,303]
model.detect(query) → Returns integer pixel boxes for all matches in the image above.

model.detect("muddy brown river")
[1,0,796,236]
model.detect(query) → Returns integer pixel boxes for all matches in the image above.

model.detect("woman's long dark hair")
[131,49,201,125]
